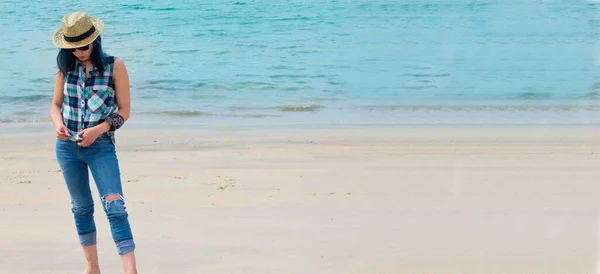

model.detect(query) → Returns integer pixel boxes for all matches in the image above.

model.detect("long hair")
[56,36,106,76]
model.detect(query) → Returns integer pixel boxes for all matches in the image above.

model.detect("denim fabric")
[55,134,135,255]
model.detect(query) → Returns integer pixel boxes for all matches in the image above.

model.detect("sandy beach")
[1,127,599,273]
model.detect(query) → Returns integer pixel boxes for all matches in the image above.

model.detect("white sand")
[1,127,599,273]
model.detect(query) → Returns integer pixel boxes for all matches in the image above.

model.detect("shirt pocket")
[88,86,110,113]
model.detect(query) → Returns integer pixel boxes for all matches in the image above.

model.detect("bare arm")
[113,58,131,121]
[50,71,65,126]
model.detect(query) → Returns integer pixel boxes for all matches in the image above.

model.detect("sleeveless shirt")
[62,53,118,144]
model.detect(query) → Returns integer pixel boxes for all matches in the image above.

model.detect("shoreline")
[2,99,600,133]
[2,117,600,136]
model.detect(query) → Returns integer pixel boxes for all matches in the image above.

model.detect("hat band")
[64,25,96,43]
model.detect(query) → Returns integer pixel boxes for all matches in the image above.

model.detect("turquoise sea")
[1,0,600,129]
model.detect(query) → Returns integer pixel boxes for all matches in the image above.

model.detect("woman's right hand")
[55,123,70,140]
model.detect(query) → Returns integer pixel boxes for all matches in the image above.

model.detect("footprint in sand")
[216,175,236,190]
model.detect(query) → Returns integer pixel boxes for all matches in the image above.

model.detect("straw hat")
[53,11,103,49]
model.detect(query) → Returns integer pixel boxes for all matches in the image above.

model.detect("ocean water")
[1,0,600,129]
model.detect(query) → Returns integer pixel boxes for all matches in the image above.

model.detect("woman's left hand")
[76,126,103,147]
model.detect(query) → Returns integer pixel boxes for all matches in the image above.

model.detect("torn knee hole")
[102,194,125,213]
[102,194,126,211]
[102,194,123,202]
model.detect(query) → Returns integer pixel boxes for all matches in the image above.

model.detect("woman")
[50,11,137,274]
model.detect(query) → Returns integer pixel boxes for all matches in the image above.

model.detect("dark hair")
[56,36,106,76]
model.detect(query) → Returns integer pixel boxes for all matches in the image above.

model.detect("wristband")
[104,113,124,131]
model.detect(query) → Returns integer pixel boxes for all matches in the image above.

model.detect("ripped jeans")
[55,134,135,255]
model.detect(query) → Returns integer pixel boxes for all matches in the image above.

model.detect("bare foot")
[84,265,100,274]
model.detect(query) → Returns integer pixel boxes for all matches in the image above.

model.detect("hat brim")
[53,17,103,49]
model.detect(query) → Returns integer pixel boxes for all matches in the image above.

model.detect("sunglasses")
[70,45,90,52]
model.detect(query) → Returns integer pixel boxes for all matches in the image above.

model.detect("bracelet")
[104,113,125,131]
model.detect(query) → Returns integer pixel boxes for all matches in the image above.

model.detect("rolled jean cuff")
[116,238,135,255]
[79,231,97,246]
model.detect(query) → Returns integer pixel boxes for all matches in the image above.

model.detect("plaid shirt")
[62,53,118,144]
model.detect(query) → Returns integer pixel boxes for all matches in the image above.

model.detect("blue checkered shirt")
[62,53,118,144]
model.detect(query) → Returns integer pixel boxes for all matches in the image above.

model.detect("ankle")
[85,264,101,274]
[120,250,137,274]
